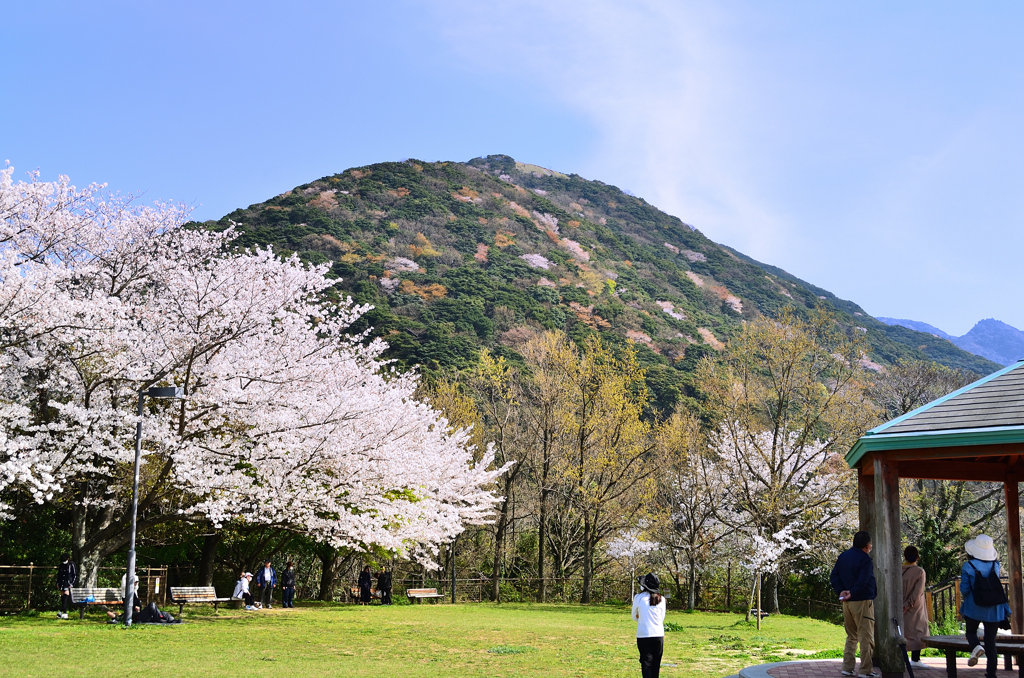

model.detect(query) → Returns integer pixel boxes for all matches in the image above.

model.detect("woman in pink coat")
[902,545,930,671]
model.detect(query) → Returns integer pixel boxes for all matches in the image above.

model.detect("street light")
[124,386,184,626]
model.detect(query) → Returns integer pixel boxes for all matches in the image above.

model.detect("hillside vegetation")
[202,155,998,413]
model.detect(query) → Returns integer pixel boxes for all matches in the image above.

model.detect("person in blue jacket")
[961,535,1012,678]
[255,559,277,609]
[830,531,877,678]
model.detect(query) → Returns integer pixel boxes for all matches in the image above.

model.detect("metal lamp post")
[124,386,183,626]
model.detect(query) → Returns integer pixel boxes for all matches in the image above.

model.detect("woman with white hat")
[632,572,667,678]
[960,534,1011,678]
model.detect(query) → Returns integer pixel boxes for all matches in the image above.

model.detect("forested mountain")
[199,155,999,413]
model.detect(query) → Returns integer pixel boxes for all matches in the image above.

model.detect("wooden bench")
[406,588,444,603]
[349,586,378,602]
[70,587,122,619]
[169,586,232,615]
[924,634,1024,678]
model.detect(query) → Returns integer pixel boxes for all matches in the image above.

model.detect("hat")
[243,572,253,578]
[637,572,660,594]
[966,535,999,561]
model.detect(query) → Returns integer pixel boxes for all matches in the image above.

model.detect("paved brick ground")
[767,657,1020,678]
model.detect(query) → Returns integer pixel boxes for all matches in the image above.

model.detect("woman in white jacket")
[632,572,667,678]
[232,572,257,610]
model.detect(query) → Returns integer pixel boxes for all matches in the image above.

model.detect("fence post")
[26,562,34,611]
[954,577,962,620]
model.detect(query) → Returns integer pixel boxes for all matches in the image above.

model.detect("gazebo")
[846,360,1024,677]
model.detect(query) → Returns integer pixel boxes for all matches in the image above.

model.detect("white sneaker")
[910,661,930,670]
[857,672,879,678]
[842,671,855,676]
[968,645,985,666]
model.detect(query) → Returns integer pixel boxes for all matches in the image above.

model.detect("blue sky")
[3,1,1023,335]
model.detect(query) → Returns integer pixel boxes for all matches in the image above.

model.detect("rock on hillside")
[201,155,1001,412]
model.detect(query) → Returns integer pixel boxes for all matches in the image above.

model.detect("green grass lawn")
[0,602,846,677]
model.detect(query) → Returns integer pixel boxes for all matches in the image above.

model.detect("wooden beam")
[859,467,876,538]
[874,455,905,678]
[897,460,1009,482]
[1006,472,1024,635]
[881,443,1024,462]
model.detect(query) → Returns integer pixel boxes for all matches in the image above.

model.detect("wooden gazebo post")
[874,455,905,678]
[1006,471,1024,635]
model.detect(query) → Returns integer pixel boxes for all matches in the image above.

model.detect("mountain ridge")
[878,317,1024,367]
[198,154,1000,411]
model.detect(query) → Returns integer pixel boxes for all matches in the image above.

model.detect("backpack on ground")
[969,561,1009,606]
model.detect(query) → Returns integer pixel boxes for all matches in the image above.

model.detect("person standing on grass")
[902,545,930,671]
[358,565,373,605]
[960,535,1011,678]
[281,561,297,608]
[256,558,277,609]
[632,572,666,678]
[830,531,877,678]
[56,553,77,620]
[377,568,393,606]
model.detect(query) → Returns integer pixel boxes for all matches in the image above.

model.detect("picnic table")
[924,634,1024,678]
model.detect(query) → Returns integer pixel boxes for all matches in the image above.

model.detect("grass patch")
[0,603,845,677]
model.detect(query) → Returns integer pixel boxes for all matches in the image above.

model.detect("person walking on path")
[631,572,666,678]
[56,554,77,620]
[232,572,257,610]
[377,568,393,606]
[281,562,297,608]
[960,535,1012,678]
[902,545,930,671]
[358,566,373,605]
[256,559,277,609]
[830,530,878,678]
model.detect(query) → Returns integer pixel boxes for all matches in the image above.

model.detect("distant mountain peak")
[877,316,1024,366]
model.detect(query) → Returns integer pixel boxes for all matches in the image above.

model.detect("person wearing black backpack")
[960,534,1011,678]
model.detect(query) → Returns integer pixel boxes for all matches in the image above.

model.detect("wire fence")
[0,565,169,612]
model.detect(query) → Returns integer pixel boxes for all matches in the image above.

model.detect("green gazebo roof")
[846,359,1024,469]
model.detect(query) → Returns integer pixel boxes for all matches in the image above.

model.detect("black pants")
[60,590,71,614]
[282,587,294,607]
[261,585,273,607]
[637,636,664,678]
[381,588,392,605]
[241,592,255,606]
[965,616,999,678]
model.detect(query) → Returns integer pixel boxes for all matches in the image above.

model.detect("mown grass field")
[0,602,845,678]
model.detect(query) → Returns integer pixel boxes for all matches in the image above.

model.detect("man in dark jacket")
[830,531,877,678]
[377,569,393,606]
[281,562,297,608]
[56,554,77,619]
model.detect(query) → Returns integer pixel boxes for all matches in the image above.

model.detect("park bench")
[69,587,122,619]
[349,586,378,602]
[169,586,232,615]
[924,634,1024,678]
[406,588,444,603]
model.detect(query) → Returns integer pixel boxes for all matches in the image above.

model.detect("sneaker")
[245,605,254,610]
[267,604,272,609]
[910,661,930,670]
[857,672,879,677]
[842,672,855,676]
[968,645,985,666]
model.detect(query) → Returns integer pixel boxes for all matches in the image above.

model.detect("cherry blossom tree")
[0,167,505,582]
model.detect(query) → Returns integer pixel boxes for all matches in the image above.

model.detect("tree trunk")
[687,555,696,611]
[490,497,509,602]
[537,485,549,603]
[764,571,780,614]
[537,430,551,603]
[318,546,339,601]
[581,513,592,604]
[198,531,222,586]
